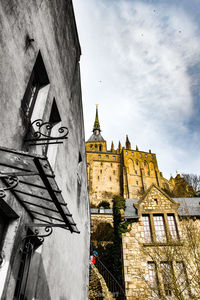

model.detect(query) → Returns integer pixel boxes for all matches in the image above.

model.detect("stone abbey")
[86,106,190,207]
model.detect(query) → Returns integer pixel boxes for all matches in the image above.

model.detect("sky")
[73,0,200,179]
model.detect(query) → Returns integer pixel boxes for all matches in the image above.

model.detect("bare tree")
[181,174,200,194]
[140,219,200,299]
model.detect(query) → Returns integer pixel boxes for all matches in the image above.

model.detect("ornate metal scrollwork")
[0,176,19,198]
[22,226,53,244]
[25,119,69,146]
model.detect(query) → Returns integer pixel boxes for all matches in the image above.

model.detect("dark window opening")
[0,211,8,250]
[14,229,42,300]
[99,145,102,151]
[49,99,61,125]
[78,152,82,163]
[21,51,49,124]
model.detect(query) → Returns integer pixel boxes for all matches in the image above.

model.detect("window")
[126,151,128,155]
[135,170,137,175]
[142,215,152,242]
[144,161,147,166]
[131,152,134,156]
[111,163,112,167]
[136,159,138,165]
[90,144,93,148]
[98,176,99,180]
[167,215,179,240]
[95,144,97,148]
[142,214,178,243]
[113,170,115,175]
[0,211,8,246]
[148,171,150,176]
[148,262,159,297]
[113,156,116,160]
[106,155,109,159]
[46,100,62,169]
[21,52,50,124]
[99,145,102,151]
[101,162,103,167]
[14,229,42,299]
[136,181,138,185]
[100,170,102,174]
[154,198,158,205]
[176,262,189,296]
[160,262,173,296]
[147,261,189,298]
[110,177,112,181]
[98,155,101,159]
[153,215,167,242]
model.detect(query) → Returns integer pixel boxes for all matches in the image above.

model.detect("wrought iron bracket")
[0,175,19,198]
[23,224,53,244]
[0,171,39,198]
[25,119,69,146]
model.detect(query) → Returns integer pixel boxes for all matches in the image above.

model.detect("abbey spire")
[87,105,105,142]
[93,104,101,133]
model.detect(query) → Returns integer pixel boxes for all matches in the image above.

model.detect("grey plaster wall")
[0,0,90,299]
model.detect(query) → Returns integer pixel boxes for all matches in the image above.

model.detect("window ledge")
[142,241,182,247]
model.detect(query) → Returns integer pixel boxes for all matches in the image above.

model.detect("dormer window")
[142,213,179,244]
[167,215,179,240]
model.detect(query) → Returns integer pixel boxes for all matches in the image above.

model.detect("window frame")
[142,213,179,244]
[21,51,50,125]
[147,260,189,298]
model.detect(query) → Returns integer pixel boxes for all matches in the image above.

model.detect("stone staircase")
[89,264,116,300]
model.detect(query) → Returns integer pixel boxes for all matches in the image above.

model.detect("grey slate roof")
[90,198,200,218]
[124,198,200,219]
[125,199,139,219]
[91,208,113,214]
[173,197,200,216]
[87,132,105,142]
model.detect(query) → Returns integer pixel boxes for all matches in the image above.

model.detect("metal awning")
[0,147,79,233]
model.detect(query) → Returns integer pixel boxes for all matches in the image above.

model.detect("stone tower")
[86,107,171,207]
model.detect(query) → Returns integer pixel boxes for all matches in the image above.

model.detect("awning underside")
[0,147,79,233]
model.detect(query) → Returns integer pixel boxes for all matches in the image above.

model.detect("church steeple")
[87,105,105,142]
[93,104,101,133]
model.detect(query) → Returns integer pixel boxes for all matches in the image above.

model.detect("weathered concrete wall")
[0,0,90,299]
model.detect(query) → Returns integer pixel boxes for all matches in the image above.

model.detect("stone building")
[86,106,192,208]
[122,184,200,299]
[0,1,90,299]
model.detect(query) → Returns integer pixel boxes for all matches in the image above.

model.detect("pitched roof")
[124,197,200,219]
[173,197,200,216]
[87,132,105,142]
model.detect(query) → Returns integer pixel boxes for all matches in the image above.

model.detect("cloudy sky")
[73,0,200,179]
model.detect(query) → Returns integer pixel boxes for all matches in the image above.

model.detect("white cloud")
[73,0,200,178]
